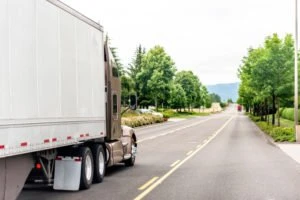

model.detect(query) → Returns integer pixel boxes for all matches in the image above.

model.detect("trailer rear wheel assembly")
[79,147,94,189]
[91,144,106,183]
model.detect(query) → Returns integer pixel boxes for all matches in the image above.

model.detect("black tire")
[91,144,106,183]
[125,138,137,167]
[79,147,94,189]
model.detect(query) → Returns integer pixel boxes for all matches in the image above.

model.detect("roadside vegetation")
[237,33,297,142]
[162,109,209,119]
[121,109,211,128]
[237,33,294,127]
[248,114,295,142]
[109,39,227,113]
[122,114,164,128]
[109,38,230,128]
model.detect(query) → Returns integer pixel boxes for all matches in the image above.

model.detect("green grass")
[264,114,294,128]
[280,118,295,128]
[248,114,295,142]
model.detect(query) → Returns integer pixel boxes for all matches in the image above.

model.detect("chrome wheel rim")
[85,154,92,181]
[99,151,105,175]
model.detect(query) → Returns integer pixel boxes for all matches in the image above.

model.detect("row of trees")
[115,44,214,111]
[238,33,294,126]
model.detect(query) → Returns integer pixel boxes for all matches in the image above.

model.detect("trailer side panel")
[0,0,106,158]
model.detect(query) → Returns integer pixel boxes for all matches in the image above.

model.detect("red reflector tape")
[20,142,28,147]
[0,145,5,149]
[56,156,63,160]
[67,136,72,140]
[44,139,50,143]
[52,138,57,142]
[74,157,81,162]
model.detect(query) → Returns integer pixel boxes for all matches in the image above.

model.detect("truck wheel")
[125,138,137,167]
[91,144,106,183]
[79,147,94,189]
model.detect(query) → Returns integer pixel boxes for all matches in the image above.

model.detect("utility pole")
[295,0,299,141]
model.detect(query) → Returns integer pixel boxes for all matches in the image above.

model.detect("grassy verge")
[248,114,295,142]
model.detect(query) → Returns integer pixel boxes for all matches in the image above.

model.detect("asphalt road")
[18,105,300,200]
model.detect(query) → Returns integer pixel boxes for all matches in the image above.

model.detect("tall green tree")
[121,75,135,106]
[128,45,146,101]
[137,46,176,109]
[175,71,201,111]
[238,33,294,125]
[169,83,187,111]
[210,93,221,103]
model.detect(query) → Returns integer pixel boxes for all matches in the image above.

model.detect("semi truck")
[0,0,138,199]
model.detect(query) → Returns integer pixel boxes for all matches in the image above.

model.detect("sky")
[61,0,294,85]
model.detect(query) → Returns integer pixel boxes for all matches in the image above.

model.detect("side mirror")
[129,94,137,110]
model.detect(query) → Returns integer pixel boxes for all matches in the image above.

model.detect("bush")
[162,109,176,118]
[281,108,300,121]
[121,114,163,128]
[270,127,295,142]
[278,108,285,117]
[220,102,227,108]
[255,121,295,142]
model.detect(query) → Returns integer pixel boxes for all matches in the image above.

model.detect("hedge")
[121,114,163,128]
[281,108,300,121]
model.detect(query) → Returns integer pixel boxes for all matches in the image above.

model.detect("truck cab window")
[112,67,119,77]
[113,94,118,114]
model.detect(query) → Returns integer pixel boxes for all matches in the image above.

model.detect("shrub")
[270,127,295,142]
[162,109,176,118]
[278,108,285,117]
[281,108,300,121]
[121,114,163,128]
[253,121,295,142]
[220,102,227,108]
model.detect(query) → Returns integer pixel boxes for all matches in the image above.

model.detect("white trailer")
[0,1,137,199]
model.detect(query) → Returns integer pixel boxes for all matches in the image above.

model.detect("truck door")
[104,43,121,140]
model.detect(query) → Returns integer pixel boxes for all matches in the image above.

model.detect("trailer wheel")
[125,137,137,167]
[79,147,94,189]
[91,144,106,183]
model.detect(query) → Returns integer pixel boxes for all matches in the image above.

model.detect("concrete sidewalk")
[278,143,300,164]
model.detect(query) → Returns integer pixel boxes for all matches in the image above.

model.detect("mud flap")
[53,156,81,191]
[0,154,34,200]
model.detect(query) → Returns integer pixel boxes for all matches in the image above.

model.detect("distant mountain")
[206,82,239,102]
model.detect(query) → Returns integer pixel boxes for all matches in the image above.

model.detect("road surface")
[19,105,300,200]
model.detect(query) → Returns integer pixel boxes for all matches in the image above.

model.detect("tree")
[210,93,221,103]
[121,75,135,107]
[175,71,201,111]
[105,34,125,75]
[169,83,187,111]
[128,45,145,80]
[238,33,294,126]
[128,45,146,99]
[137,46,176,110]
[200,86,211,108]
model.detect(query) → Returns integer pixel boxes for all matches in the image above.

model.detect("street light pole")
[295,0,299,140]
